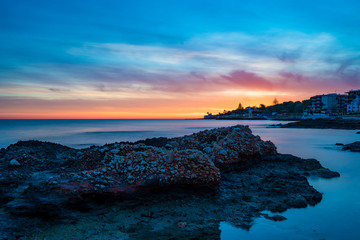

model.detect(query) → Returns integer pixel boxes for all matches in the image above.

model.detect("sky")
[0,0,359,119]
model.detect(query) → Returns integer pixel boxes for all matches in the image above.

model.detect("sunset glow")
[1,0,359,119]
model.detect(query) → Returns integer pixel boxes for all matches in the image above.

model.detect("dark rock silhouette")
[342,141,360,152]
[270,119,360,130]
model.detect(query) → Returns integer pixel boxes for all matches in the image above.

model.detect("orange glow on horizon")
[0,93,306,119]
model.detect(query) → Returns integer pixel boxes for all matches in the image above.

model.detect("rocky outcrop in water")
[270,119,360,130]
[342,141,360,152]
[0,125,339,239]
[0,126,275,214]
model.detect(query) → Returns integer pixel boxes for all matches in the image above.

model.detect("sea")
[0,119,359,240]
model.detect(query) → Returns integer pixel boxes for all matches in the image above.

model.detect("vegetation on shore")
[207,99,311,119]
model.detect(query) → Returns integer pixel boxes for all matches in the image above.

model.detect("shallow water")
[0,119,359,239]
[222,127,360,240]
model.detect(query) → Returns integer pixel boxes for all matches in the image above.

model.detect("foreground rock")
[342,141,360,152]
[0,125,339,239]
[270,119,360,130]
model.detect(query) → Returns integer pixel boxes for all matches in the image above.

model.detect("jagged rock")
[170,125,277,167]
[0,125,339,236]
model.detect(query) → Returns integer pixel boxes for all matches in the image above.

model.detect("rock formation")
[0,125,340,239]
[342,141,360,152]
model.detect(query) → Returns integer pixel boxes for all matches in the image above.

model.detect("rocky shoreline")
[269,119,360,130]
[0,125,339,239]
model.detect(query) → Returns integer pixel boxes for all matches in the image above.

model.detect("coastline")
[269,119,360,130]
[0,125,339,239]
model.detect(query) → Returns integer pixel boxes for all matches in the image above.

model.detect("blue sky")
[0,0,359,118]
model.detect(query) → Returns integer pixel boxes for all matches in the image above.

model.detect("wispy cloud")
[64,31,360,84]
[222,70,274,90]
[1,30,359,118]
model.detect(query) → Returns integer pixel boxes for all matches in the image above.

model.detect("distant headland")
[204,89,360,120]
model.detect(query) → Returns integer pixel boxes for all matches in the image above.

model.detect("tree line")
[216,98,311,116]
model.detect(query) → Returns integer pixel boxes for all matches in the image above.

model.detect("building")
[310,94,338,113]
[310,95,322,113]
[347,96,360,113]
[347,89,360,99]
[345,90,360,114]
[322,94,338,113]
[204,113,213,119]
[336,94,348,114]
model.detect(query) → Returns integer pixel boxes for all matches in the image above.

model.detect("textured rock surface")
[170,125,277,167]
[0,125,340,239]
[23,154,338,240]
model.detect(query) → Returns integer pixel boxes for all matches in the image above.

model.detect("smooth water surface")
[222,127,360,240]
[0,119,359,239]
[0,119,284,149]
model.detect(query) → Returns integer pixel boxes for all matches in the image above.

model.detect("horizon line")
[0,118,204,120]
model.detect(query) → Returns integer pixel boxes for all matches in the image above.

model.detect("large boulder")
[0,125,276,216]
[169,125,277,166]
[0,125,341,239]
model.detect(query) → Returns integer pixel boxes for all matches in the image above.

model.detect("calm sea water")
[0,119,359,239]
[222,126,360,240]
[0,119,284,149]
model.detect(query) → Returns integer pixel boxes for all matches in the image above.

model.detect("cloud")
[335,58,360,85]
[222,70,273,90]
[48,88,70,93]
[278,72,304,83]
[277,52,300,63]
[1,30,359,105]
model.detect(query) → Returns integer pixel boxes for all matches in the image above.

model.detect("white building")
[347,96,360,113]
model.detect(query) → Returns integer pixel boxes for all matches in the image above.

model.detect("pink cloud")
[221,70,273,90]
